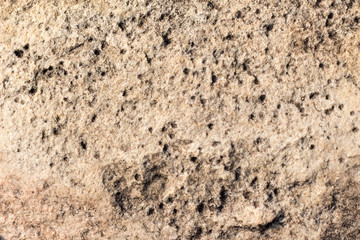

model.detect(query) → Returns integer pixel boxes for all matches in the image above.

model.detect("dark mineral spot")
[162,33,171,47]
[163,144,169,153]
[207,1,214,10]
[91,114,97,122]
[147,207,154,216]
[211,73,217,85]
[52,128,58,135]
[94,49,101,56]
[309,92,319,99]
[355,16,359,23]
[224,34,234,40]
[118,20,126,31]
[80,141,87,150]
[250,176,258,187]
[14,49,24,58]
[264,24,274,32]
[218,186,227,211]
[196,202,204,213]
[259,94,266,102]
[29,87,37,94]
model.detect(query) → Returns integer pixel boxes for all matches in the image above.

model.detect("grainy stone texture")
[1,0,360,239]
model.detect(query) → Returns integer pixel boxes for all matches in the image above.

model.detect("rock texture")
[1,0,360,239]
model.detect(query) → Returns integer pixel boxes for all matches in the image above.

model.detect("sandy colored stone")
[0,0,360,239]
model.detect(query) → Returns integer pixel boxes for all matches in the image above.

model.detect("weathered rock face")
[1,0,360,239]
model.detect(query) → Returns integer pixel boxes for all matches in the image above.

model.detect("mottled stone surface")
[1,0,360,239]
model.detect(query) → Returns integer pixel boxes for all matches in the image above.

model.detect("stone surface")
[1,0,360,239]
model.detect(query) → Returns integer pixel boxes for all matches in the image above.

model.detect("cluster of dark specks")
[162,33,171,47]
[13,43,29,58]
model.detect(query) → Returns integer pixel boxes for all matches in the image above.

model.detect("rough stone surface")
[1,0,360,239]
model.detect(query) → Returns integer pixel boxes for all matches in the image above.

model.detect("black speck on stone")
[163,143,169,153]
[196,202,204,213]
[91,114,97,122]
[162,34,171,47]
[23,44,29,50]
[52,128,58,135]
[183,68,189,75]
[328,12,334,19]
[310,144,315,150]
[147,207,154,216]
[224,34,234,40]
[118,20,126,31]
[190,156,197,162]
[80,141,87,150]
[259,94,266,102]
[319,63,324,68]
[29,87,37,94]
[14,49,24,58]
[249,113,255,120]
[309,92,318,99]
[250,176,258,187]
[211,73,217,85]
[264,24,274,32]
[207,123,214,129]
[207,1,214,9]
[235,10,242,18]
[242,62,247,71]
[159,13,165,21]
[355,16,359,23]
[94,49,101,56]
[219,186,227,206]
[254,77,259,84]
